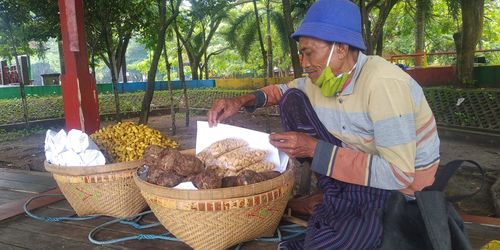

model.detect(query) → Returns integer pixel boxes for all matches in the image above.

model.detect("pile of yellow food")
[91,122,178,162]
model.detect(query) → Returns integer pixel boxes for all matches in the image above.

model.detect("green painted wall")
[0,85,61,99]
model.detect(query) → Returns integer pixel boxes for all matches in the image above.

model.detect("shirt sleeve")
[245,79,298,112]
[310,78,417,190]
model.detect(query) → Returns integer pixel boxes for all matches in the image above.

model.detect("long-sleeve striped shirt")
[254,52,440,195]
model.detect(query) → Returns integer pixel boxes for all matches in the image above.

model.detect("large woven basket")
[133,149,295,250]
[45,160,148,218]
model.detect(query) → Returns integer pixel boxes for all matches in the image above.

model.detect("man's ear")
[336,43,349,59]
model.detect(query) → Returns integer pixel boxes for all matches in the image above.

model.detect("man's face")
[298,37,332,83]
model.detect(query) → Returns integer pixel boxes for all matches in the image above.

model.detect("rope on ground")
[25,194,306,246]
[88,210,179,245]
[24,194,98,222]
[234,224,306,249]
[24,194,169,244]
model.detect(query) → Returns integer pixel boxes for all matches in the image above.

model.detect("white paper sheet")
[173,182,198,190]
[196,121,289,173]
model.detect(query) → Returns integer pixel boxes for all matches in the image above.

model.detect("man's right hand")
[207,98,244,127]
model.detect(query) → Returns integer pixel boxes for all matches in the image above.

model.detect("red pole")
[58,0,100,134]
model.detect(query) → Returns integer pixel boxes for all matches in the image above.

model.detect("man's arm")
[207,94,256,126]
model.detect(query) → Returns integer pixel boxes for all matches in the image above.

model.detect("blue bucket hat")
[291,0,366,51]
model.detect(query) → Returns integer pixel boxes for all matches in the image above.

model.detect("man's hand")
[269,132,318,158]
[207,98,244,127]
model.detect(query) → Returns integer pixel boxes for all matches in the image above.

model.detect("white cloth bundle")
[44,129,105,166]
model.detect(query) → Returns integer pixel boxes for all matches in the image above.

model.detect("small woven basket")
[45,161,148,218]
[133,149,295,250]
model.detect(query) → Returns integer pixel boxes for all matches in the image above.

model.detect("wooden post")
[58,0,100,134]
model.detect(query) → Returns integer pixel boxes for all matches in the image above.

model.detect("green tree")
[225,1,288,78]
[281,0,302,78]
[415,0,432,66]
[174,0,234,80]
[0,0,34,126]
[85,0,150,121]
[139,0,181,124]
[356,0,400,55]
[447,0,486,86]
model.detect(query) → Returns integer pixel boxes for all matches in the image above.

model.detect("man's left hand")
[269,132,318,158]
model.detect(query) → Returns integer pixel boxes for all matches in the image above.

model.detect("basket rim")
[43,149,193,176]
[133,161,294,200]
[44,160,142,176]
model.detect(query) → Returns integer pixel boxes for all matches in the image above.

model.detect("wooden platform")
[0,168,498,249]
[0,199,277,249]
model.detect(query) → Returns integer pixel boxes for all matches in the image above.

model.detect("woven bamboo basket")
[45,160,148,218]
[133,149,295,250]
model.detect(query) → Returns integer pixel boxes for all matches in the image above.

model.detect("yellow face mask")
[315,44,356,97]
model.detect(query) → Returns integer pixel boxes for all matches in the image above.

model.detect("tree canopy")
[1,0,498,86]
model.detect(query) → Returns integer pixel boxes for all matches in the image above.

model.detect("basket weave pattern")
[134,166,294,250]
[45,161,147,218]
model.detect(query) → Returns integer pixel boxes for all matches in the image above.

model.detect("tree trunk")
[122,56,128,83]
[359,0,398,55]
[453,31,462,85]
[265,0,273,79]
[253,0,267,74]
[13,50,29,127]
[6,21,29,128]
[204,49,209,79]
[415,0,426,66]
[376,26,383,56]
[164,42,176,135]
[282,0,302,78]
[456,0,484,86]
[359,0,371,53]
[110,56,121,121]
[102,26,122,122]
[176,33,189,127]
[139,0,168,124]
[191,57,199,80]
[91,52,96,79]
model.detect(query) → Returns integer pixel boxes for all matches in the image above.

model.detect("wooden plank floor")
[0,168,498,249]
[0,168,56,204]
[1,198,499,250]
[0,200,278,250]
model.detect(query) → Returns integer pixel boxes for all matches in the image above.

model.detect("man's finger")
[208,103,224,127]
[270,133,294,142]
[217,111,231,123]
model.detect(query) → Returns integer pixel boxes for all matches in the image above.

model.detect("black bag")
[380,160,485,250]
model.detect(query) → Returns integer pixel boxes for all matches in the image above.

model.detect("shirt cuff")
[244,90,267,113]
[311,140,337,176]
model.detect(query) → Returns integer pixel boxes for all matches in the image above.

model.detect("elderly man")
[208,0,440,249]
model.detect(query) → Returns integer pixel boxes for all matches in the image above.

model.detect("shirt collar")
[340,52,367,96]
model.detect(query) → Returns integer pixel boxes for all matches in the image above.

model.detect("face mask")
[315,44,356,97]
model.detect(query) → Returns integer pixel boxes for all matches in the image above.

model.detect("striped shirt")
[257,52,440,195]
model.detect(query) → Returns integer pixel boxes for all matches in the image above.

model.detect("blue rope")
[256,224,306,242]
[118,211,162,229]
[25,194,306,246]
[88,210,180,245]
[234,224,306,249]
[24,194,98,222]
